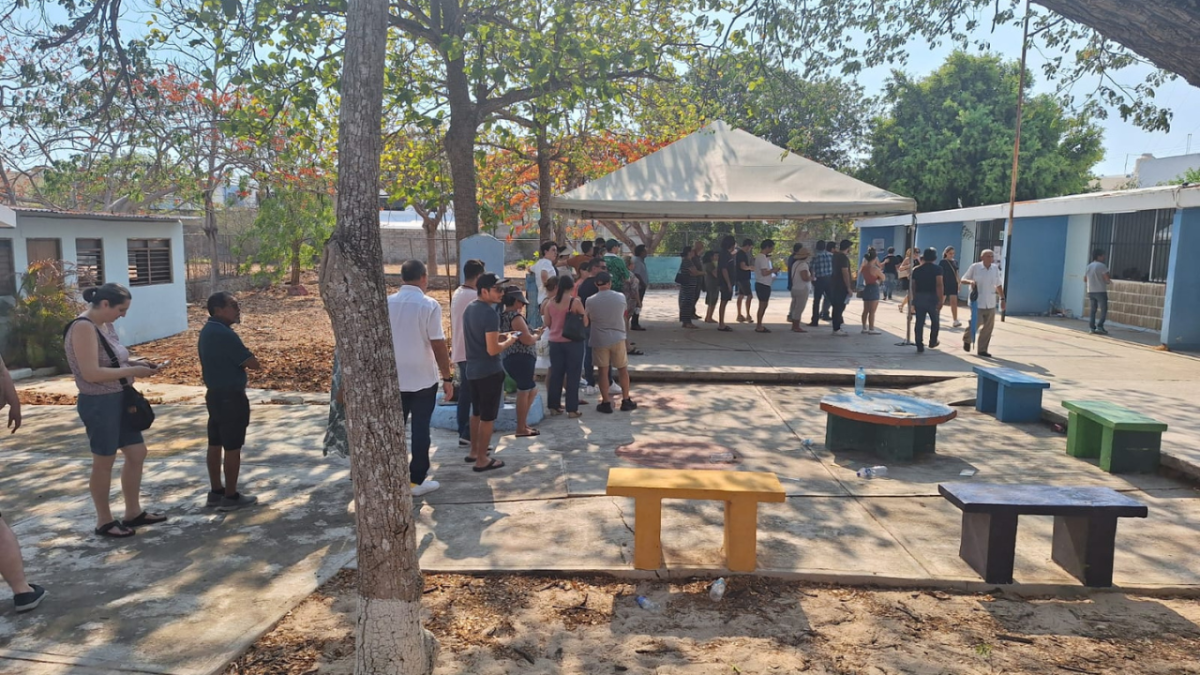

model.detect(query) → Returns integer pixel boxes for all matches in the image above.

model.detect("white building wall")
[1061,214,1092,318]
[7,216,188,345]
[1134,153,1200,187]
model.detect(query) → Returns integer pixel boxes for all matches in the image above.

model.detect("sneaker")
[861,328,869,334]
[217,493,259,512]
[14,585,47,613]
[832,330,849,337]
[459,438,470,447]
[620,398,638,411]
[952,321,962,328]
[929,341,940,349]
[978,352,993,358]
[411,480,441,497]
[205,490,224,508]
[1097,328,1109,335]
[916,345,925,353]
[1090,329,1100,334]
[597,401,614,414]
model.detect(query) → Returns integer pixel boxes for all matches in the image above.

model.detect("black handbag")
[68,318,156,431]
[562,298,589,342]
[674,271,688,285]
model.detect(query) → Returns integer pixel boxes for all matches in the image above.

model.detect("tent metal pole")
[897,213,917,347]
[1002,0,1031,322]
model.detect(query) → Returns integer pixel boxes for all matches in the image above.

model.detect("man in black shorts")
[463,273,519,472]
[198,292,261,511]
[735,238,754,321]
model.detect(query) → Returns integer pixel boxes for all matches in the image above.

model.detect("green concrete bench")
[1062,400,1167,474]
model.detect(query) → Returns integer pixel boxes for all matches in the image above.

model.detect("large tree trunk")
[443,22,479,241]
[322,0,437,672]
[1035,1,1200,88]
[535,124,554,244]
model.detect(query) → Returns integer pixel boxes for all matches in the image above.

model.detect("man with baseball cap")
[586,271,637,413]
[462,272,519,472]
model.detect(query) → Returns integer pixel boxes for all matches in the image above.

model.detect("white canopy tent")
[549,120,917,222]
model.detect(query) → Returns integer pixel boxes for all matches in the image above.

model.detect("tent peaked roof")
[550,120,916,221]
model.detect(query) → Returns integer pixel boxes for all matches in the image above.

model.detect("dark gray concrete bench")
[938,483,1148,587]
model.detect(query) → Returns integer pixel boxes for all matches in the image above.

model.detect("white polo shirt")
[962,261,1004,309]
[387,285,445,392]
[450,284,476,364]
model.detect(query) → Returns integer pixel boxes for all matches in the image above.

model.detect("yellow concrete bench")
[606,467,787,572]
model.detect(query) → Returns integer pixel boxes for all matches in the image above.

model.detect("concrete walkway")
[5,288,1200,674]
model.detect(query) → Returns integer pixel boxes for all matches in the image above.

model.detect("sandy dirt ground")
[223,571,1200,675]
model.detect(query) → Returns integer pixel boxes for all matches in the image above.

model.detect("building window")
[127,239,173,286]
[1090,209,1173,283]
[75,238,104,288]
[0,239,14,296]
[26,238,62,265]
[974,219,1006,263]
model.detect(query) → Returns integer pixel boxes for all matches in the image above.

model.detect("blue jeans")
[1089,292,1108,330]
[810,276,830,323]
[884,272,898,300]
[400,383,437,484]
[455,360,471,441]
[547,340,585,412]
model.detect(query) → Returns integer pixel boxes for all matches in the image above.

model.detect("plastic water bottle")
[709,578,727,602]
[855,367,867,396]
[856,466,888,479]
[635,596,661,611]
[800,438,814,449]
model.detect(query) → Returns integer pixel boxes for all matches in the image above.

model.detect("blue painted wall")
[859,226,897,257]
[1162,208,1200,350]
[1005,215,1069,315]
[914,222,964,261]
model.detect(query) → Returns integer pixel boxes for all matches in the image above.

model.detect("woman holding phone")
[500,288,544,436]
[64,283,167,538]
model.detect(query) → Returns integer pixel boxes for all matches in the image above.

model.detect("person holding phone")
[65,283,167,538]
[500,288,544,436]
[463,273,519,471]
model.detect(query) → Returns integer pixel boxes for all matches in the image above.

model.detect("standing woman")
[789,246,813,333]
[701,251,719,323]
[941,246,963,328]
[64,283,166,538]
[500,289,544,436]
[542,275,588,418]
[630,244,650,331]
[858,248,883,334]
[677,246,702,329]
[897,247,914,314]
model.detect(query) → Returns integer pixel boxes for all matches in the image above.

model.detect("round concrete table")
[820,392,957,461]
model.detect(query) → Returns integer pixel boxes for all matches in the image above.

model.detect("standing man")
[198,292,261,511]
[603,239,629,293]
[910,248,944,353]
[463,273,519,472]
[1086,249,1112,335]
[451,259,484,448]
[388,260,455,497]
[566,241,593,275]
[808,241,833,326]
[961,249,1005,357]
[716,235,738,331]
[586,272,638,413]
[828,240,853,336]
[882,246,899,300]
[0,354,44,613]
[735,238,755,322]
[577,257,606,394]
[630,244,650,331]
[754,239,778,332]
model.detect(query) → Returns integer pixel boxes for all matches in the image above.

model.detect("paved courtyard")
[3,289,1200,674]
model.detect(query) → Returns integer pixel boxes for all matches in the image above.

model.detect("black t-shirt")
[198,319,254,391]
[830,252,851,293]
[577,277,599,306]
[718,249,737,287]
[940,258,959,284]
[883,255,900,274]
[735,249,752,281]
[912,261,942,294]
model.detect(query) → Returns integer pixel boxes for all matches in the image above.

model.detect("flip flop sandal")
[755,328,771,333]
[568,411,583,418]
[717,326,733,332]
[472,458,506,473]
[627,348,645,355]
[516,429,541,437]
[463,447,494,462]
[122,511,168,528]
[95,520,136,538]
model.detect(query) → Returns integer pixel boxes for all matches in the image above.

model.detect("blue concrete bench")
[973,366,1050,423]
[430,391,544,434]
[939,483,1148,587]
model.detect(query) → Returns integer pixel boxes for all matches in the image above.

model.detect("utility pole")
[1001,0,1032,322]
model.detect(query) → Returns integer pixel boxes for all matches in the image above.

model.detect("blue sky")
[853,22,1200,177]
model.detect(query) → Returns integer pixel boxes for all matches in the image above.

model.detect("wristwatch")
[442,377,453,382]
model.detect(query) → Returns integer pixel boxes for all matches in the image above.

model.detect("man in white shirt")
[1085,249,1112,335]
[753,239,778,332]
[389,259,455,497]
[451,259,484,447]
[961,249,1006,358]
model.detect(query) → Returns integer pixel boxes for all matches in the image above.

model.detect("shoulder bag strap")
[73,318,131,389]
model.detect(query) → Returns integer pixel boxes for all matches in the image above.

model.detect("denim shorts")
[861,284,881,302]
[77,391,144,456]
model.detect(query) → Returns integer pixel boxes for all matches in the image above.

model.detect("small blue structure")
[973,366,1050,423]
[430,391,544,433]
[459,233,505,283]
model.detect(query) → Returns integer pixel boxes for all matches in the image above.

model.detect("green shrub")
[1,261,82,370]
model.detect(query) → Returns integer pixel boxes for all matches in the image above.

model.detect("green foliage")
[0,261,82,370]
[234,187,335,283]
[1169,167,1200,185]
[860,52,1104,212]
